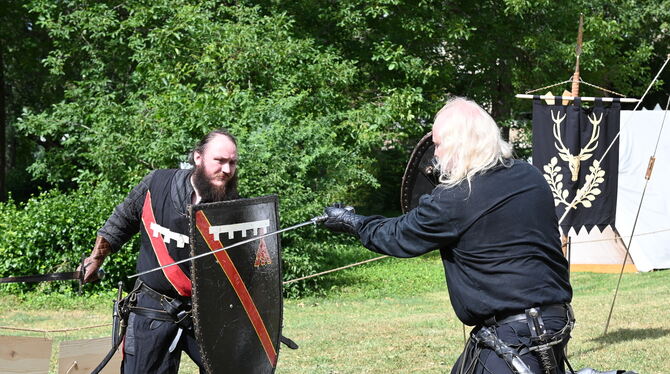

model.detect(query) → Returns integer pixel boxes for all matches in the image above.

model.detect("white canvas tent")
[564,226,634,273]
[567,106,670,272]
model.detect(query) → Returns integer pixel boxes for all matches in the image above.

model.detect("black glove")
[323,203,364,235]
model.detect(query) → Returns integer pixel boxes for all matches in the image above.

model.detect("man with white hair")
[322,97,574,374]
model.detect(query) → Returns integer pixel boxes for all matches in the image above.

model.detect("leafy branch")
[573,159,605,209]
[543,157,605,210]
[543,157,569,207]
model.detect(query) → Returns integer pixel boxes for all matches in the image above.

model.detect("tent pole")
[604,96,670,335]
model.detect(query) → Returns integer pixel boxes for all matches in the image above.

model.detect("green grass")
[1,252,669,373]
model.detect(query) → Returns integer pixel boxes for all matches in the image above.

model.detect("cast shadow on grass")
[572,327,670,355]
[591,327,670,344]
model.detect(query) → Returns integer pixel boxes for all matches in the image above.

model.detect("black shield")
[400,132,440,213]
[190,195,282,374]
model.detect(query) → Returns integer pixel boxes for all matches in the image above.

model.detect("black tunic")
[98,168,195,297]
[97,169,205,373]
[356,160,572,326]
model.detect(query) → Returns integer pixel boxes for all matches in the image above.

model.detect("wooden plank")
[0,335,52,374]
[570,263,638,273]
[58,337,122,374]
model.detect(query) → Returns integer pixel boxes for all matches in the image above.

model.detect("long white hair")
[433,97,513,189]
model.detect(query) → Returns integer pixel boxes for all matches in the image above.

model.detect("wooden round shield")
[400,132,440,213]
[190,195,282,374]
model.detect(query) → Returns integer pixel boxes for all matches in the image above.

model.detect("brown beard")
[192,166,238,203]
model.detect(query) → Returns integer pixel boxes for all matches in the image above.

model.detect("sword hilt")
[312,206,355,224]
[112,281,123,347]
[79,255,106,287]
[311,215,328,224]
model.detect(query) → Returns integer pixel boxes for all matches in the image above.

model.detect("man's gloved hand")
[323,203,364,235]
[77,236,112,283]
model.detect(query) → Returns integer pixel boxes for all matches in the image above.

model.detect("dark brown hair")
[189,128,237,164]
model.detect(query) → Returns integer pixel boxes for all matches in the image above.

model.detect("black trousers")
[122,293,205,374]
[452,315,570,374]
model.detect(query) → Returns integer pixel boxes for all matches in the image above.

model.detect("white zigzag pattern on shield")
[209,220,271,241]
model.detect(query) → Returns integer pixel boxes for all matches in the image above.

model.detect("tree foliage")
[1,0,56,201]
[252,0,667,123]
[4,0,426,293]
[1,0,668,294]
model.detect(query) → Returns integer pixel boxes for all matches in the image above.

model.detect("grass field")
[1,252,669,373]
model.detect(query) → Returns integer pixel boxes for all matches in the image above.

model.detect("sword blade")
[0,271,81,284]
[129,218,320,279]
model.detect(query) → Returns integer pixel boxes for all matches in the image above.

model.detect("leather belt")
[128,281,193,329]
[483,304,569,327]
[138,281,183,304]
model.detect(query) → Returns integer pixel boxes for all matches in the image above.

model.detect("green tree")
[251,0,668,131]
[2,0,668,294]
[4,0,425,293]
[0,1,56,201]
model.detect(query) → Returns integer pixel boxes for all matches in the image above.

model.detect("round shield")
[400,132,440,213]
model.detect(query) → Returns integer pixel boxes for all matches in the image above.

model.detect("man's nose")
[221,163,231,174]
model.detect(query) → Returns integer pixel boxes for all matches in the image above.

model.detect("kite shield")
[190,195,282,374]
[400,132,440,213]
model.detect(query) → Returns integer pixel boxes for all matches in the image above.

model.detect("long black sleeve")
[97,171,155,252]
[358,192,461,257]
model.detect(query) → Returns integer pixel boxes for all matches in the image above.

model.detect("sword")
[129,214,330,279]
[92,281,126,374]
[0,256,105,292]
[0,271,89,283]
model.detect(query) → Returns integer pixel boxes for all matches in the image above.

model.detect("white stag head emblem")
[551,110,602,182]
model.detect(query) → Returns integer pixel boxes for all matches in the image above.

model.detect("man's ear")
[193,151,203,167]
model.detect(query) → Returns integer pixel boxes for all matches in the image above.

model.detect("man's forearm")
[91,235,113,259]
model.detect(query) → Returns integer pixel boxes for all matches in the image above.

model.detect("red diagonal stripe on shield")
[195,210,277,366]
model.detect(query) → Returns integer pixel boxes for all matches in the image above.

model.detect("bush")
[0,180,379,296]
[0,183,136,294]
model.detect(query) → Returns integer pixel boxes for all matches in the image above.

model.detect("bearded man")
[80,129,239,374]
[322,98,574,374]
